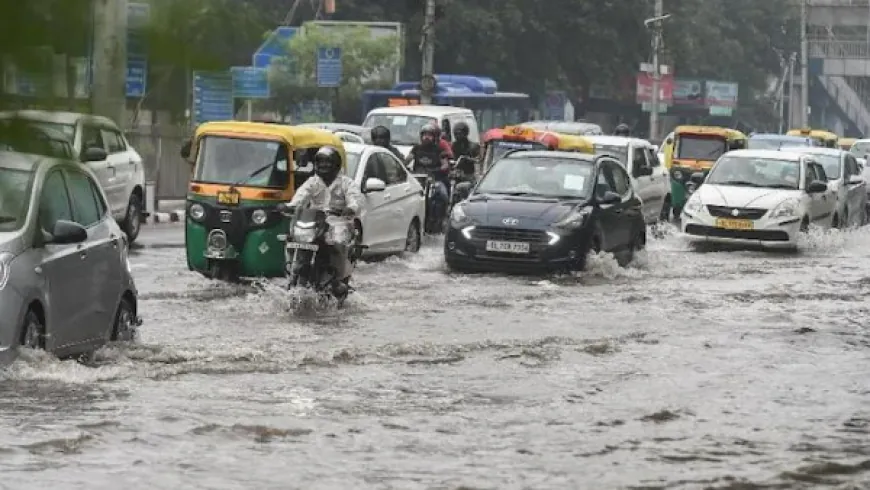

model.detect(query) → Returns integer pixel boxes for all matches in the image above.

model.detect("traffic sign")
[126,57,147,98]
[253,27,298,68]
[316,47,342,88]
[231,67,269,99]
[193,71,234,124]
[126,2,149,98]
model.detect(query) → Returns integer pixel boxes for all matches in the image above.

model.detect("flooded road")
[2,223,870,489]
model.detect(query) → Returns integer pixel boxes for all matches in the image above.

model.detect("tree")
[268,24,399,121]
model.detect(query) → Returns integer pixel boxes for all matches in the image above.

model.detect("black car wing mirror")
[598,191,622,204]
[47,220,88,245]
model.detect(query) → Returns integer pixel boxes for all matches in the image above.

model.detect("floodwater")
[2,224,870,489]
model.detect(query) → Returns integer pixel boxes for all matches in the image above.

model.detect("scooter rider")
[370,125,404,161]
[405,123,452,215]
[287,146,363,284]
[450,121,480,180]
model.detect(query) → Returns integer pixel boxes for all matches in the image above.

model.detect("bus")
[361,74,531,133]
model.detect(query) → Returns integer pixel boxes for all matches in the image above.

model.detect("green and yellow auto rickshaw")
[179,121,346,280]
[668,126,747,216]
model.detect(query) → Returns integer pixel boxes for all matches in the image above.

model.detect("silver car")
[0,150,141,364]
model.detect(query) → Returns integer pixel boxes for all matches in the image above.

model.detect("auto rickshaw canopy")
[674,125,747,142]
[192,121,347,166]
[786,128,838,147]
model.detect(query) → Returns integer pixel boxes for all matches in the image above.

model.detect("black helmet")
[371,125,391,146]
[314,146,342,182]
[614,123,630,136]
[453,121,469,139]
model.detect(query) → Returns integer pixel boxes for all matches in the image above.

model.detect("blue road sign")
[126,57,147,98]
[253,27,298,68]
[193,71,234,125]
[125,2,149,98]
[231,67,269,99]
[316,47,342,88]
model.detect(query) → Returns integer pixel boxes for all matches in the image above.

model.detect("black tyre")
[122,192,143,243]
[20,309,45,350]
[111,297,137,342]
[404,219,421,253]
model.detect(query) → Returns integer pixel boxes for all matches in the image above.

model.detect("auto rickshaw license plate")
[715,218,753,230]
[217,190,240,205]
[286,242,319,251]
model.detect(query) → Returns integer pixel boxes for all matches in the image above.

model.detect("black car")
[444,150,645,273]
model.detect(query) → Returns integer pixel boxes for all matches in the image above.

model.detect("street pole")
[788,52,796,128]
[649,0,663,141]
[420,0,436,104]
[91,0,128,127]
[800,0,809,128]
[778,56,787,134]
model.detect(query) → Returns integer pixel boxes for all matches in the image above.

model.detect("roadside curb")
[147,210,185,224]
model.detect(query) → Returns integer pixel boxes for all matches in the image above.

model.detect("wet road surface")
[2,223,870,489]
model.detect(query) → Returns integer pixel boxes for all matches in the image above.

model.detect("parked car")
[0,150,141,363]
[362,105,480,158]
[0,110,147,243]
[586,135,671,223]
[444,150,645,273]
[681,149,836,250]
[780,146,867,227]
[344,142,426,256]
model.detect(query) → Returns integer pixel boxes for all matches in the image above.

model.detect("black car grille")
[706,205,768,220]
[471,226,548,243]
[685,224,790,241]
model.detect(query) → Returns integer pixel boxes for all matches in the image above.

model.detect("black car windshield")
[193,136,290,188]
[363,114,437,146]
[0,166,34,232]
[748,137,810,150]
[593,144,628,163]
[477,157,594,198]
[676,135,727,160]
[0,120,74,159]
[706,156,800,190]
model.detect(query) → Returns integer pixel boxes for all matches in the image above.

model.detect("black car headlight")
[449,204,473,227]
[552,208,591,231]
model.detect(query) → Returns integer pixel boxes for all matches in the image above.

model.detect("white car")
[780,146,867,227]
[362,105,480,158]
[586,135,671,223]
[344,143,426,255]
[0,110,146,242]
[681,149,836,249]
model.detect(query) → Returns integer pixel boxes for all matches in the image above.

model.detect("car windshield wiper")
[715,180,761,187]
[764,184,798,189]
[0,216,16,223]
[233,162,275,185]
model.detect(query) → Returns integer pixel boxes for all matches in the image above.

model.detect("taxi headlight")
[189,203,205,221]
[770,198,799,219]
[683,195,703,214]
[0,252,12,290]
[251,209,267,225]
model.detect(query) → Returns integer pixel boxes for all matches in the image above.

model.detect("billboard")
[635,72,674,104]
[672,79,704,106]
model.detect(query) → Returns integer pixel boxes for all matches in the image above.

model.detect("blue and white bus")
[361,74,532,132]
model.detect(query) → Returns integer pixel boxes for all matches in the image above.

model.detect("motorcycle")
[277,203,362,304]
[449,155,477,209]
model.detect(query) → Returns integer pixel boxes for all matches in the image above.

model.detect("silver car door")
[36,170,85,351]
[65,168,122,342]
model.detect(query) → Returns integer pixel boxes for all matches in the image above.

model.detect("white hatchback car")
[0,111,146,242]
[780,146,867,227]
[344,143,426,255]
[681,149,836,249]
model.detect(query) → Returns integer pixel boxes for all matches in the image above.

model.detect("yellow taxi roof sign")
[503,125,536,140]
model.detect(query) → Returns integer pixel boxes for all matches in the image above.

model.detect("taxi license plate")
[217,191,240,205]
[286,242,319,251]
[715,218,753,230]
[485,240,530,254]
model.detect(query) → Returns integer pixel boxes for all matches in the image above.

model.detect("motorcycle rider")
[370,125,404,161]
[613,123,631,137]
[450,121,480,179]
[287,146,363,287]
[405,123,452,221]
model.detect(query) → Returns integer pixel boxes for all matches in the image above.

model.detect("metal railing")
[808,40,870,58]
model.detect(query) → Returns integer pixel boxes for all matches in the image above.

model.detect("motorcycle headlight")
[292,226,317,243]
[189,203,205,221]
[251,209,267,225]
[450,204,472,226]
[0,252,12,290]
[770,198,800,219]
[683,195,703,214]
[552,207,591,230]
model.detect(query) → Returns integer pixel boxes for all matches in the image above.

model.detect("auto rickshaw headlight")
[189,203,205,221]
[251,209,267,225]
[672,169,684,181]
